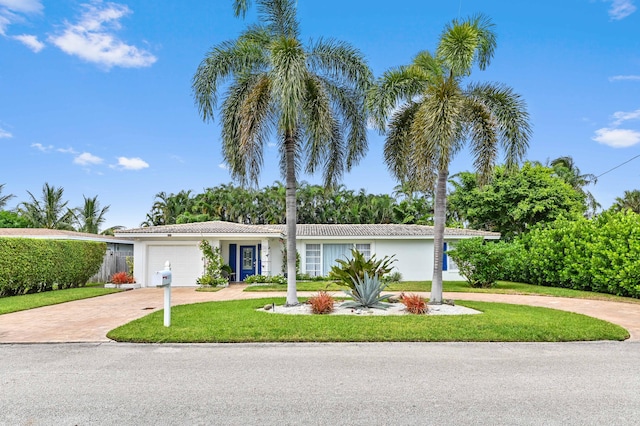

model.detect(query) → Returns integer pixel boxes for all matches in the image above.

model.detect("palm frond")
[466,82,531,170]
[270,36,307,132]
[259,0,299,38]
[221,74,273,186]
[366,66,430,132]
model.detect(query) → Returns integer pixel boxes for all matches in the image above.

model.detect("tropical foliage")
[0,183,15,211]
[193,0,372,304]
[549,155,599,217]
[610,189,640,214]
[447,163,586,240]
[367,15,531,303]
[329,249,396,291]
[18,183,75,230]
[141,182,433,226]
[73,195,110,234]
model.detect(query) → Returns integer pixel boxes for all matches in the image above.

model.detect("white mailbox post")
[153,261,172,327]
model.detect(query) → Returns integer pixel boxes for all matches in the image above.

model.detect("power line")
[596,153,640,179]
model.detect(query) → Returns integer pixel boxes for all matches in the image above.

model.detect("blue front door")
[239,246,256,281]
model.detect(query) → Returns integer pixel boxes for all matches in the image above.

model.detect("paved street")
[1,342,639,425]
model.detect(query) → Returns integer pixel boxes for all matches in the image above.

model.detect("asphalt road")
[1,342,639,425]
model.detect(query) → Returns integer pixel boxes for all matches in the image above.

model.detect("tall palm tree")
[193,0,371,305]
[74,195,110,234]
[368,15,531,303]
[19,183,75,230]
[0,183,15,211]
[611,189,640,214]
[550,156,600,217]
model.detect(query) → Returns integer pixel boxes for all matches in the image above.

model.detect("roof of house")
[116,221,500,238]
[0,228,134,244]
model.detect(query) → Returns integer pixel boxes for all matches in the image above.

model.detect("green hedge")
[508,211,640,298]
[0,238,106,296]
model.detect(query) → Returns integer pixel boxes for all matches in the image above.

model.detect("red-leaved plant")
[401,293,428,314]
[308,290,335,314]
[111,271,135,284]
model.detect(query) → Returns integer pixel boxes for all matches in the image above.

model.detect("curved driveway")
[1,286,639,343]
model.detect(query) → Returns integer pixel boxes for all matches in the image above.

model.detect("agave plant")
[341,273,392,310]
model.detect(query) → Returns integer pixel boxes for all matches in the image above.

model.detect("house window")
[305,244,321,277]
[322,244,353,276]
[443,242,459,272]
[355,243,371,260]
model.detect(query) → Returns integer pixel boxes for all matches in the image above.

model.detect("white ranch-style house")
[116,221,499,287]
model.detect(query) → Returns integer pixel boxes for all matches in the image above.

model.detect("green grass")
[106,298,629,343]
[245,280,640,304]
[195,286,224,292]
[0,287,122,315]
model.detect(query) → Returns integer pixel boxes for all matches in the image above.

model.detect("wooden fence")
[89,250,133,283]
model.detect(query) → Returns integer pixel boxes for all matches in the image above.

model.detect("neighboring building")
[116,221,499,287]
[0,229,134,282]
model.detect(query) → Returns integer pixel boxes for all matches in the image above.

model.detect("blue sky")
[1,0,639,230]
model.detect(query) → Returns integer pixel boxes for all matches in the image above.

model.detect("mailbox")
[153,270,172,287]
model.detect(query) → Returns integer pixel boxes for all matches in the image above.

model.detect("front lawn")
[0,287,122,315]
[106,298,628,343]
[245,280,640,304]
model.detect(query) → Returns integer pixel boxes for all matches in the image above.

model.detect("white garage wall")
[136,240,204,287]
[373,239,434,281]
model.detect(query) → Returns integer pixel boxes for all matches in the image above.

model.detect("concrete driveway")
[1,286,639,342]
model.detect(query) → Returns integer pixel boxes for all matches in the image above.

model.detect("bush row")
[0,238,106,296]
[449,211,640,298]
[509,211,640,297]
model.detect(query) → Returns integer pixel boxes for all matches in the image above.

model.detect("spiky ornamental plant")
[341,272,392,310]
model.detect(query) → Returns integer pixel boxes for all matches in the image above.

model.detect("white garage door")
[147,245,203,287]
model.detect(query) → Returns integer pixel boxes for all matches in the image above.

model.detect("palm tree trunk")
[430,167,448,304]
[284,131,299,306]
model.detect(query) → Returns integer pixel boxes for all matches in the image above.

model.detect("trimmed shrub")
[446,238,514,288]
[244,275,287,285]
[504,211,640,298]
[0,238,105,296]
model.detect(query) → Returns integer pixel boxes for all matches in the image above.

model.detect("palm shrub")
[341,273,392,310]
[329,249,396,292]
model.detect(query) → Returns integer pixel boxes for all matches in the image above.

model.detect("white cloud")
[0,127,12,138]
[74,152,103,165]
[609,75,640,82]
[0,0,43,35]
[57,147,78,154]
[606,0,637,20]
[593,128,640,147]
[31,142,53,152]
[218,163,229,170]
[0,0,43,14]
[12,34,44,52]
[612,109,640,125]
[115,156,149,170]
[48,1,157,69]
